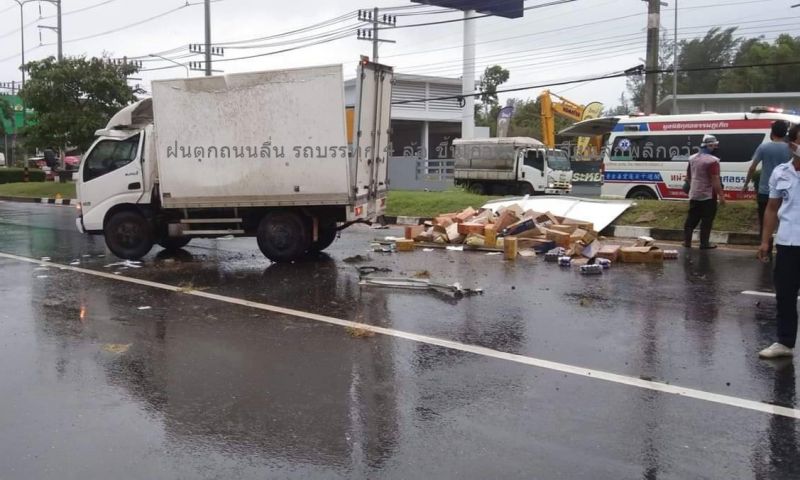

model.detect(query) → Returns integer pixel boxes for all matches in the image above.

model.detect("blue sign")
[604,171,663,183]
[411,1,524,19]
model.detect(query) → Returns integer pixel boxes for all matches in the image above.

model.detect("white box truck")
[453,137,573,196]
[75,61,393,262]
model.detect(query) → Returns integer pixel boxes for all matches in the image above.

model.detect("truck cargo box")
[152,65,352,208]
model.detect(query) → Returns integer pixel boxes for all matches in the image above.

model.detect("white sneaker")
[758,343,794,359]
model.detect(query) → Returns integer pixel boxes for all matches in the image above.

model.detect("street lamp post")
[148,54,190,78]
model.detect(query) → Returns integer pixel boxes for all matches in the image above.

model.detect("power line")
[392,60,800,105]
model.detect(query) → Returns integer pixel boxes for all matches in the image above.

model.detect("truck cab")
[519,148,572,195]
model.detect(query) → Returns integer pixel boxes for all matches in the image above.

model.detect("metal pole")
[204,0,211,76]
[643,0,661,114]
[56,0,62,61]
[672,0,678,114]
[18,2,25,85]
[372,6,379,62]
[461,9,476,140]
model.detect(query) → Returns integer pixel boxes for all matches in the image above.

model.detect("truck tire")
[309,224,338,253]
[519,183,536,196]
[157,236,191,251]
[257,211,311,262]
[105,210,154,260]
[468,182,485,195]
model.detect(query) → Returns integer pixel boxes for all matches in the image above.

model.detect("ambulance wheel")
[257,211,311,262]
[105,210,154,260]
[627,187,657,200]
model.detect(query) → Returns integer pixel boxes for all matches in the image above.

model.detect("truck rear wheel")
[468,182,485,195]
[257,211,311,262]
[105,210,154,260]
[309,224,338,253]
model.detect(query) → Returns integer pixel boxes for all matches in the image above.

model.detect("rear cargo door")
[350,61,394,207]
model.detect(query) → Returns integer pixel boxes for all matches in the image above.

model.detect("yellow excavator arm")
[539,90,584,149]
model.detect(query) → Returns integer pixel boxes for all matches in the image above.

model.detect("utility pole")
[56,0,62,61]
[37,0,63,61]
[356,9,396,63]
[462,9,476,140]
[672,0,678,114]
[643,0,662,114]
[204,0,211,76]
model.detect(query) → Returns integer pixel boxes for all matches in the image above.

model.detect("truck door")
[77,132,144,230]
[350,60,394,216]
[519,149,546,191]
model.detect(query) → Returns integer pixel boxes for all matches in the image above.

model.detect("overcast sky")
[0,0,794,109]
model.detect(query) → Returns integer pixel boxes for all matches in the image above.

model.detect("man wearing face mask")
[684,134,726,249]
[758,124,800,359]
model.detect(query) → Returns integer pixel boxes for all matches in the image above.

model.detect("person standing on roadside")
[758,123,800,359]
[684,134,726,249]
[744,121,792,260]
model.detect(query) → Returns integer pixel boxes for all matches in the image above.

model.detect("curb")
[0,196,73,206]
[603,225,760,246]
[384,217,761,246]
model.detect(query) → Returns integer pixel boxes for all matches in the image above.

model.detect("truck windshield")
[547,152,571,171]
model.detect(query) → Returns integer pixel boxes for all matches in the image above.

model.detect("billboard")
[0,95,35,134]
[411,0,524,19]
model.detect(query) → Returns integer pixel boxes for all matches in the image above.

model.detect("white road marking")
[2,250,800,420]
[742,290,776,298]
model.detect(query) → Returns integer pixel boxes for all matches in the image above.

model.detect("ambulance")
[561,107,800,200]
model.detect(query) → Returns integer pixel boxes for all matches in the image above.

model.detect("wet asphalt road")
[0,201,798,479]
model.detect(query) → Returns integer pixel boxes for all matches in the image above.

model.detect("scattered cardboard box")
[619,246,664,264]
[597,245,621,262]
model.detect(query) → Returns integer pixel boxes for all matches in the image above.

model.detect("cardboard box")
[471,209,494,225]
[446,223,464,243]
[504,236,518,260]
[495,210,520,232]
[396,238,415,252]
[405,225,425,240]
[581,240,601,259]
[571,257,590,267]
[502,204,525,218]
[535,212,560,227]
[561,218,594,231]
[458,222,486,236]
[455,207,477,223]
[484,225,497,247]
[544,229,572,248]
[619,246,664,264]
[435,216,455,228]
[570,228,597,245]
[597,245,621,262]
[550,224,578,235]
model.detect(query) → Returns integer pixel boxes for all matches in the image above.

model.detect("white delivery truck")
[452,137,572,196]
[76,61,393,262]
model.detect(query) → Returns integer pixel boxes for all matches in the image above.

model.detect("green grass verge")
[386,190,503,218]
[386,190,759,234]
[616,199,759,233]
[0,182,76,198]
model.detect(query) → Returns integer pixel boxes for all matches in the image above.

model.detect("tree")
[20,56,141,152]
[478,65,510,117]
[718,34,800,93]
[0,97,13,137]
[604,93,633,116]
[675,27,740,94]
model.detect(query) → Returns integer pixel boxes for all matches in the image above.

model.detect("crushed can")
[545,247,566,262]
[558,256,572,267]
[580,264,603,275]
[595,258,612,269]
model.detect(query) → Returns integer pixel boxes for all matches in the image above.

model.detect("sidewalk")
[0,195,74,206]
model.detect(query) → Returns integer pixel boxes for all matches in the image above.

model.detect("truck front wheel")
[157,236,191,251]
[257,211,311,262]
[105,210,154,260]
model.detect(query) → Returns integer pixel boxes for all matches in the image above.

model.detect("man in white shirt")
[758,124,800,358]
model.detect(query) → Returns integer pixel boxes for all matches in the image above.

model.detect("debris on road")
[137,306,152,310]
[345,326,376,338]
[102,343,131,354]
[359,276,483,299]
[344,254,371,263]
[104,260,143,269]
[356,266,393,277]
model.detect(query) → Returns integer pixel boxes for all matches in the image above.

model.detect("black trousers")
[775,245,800,348]
[684,199,717,246]
[758,193,774,254]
